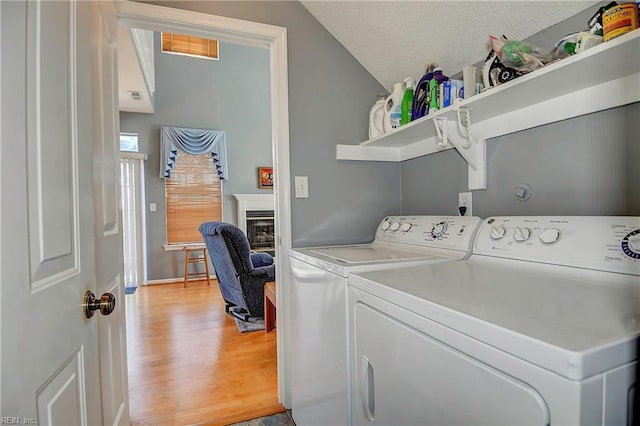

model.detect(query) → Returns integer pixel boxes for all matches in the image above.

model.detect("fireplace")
[233,194,275,256]
[245,210,275,256]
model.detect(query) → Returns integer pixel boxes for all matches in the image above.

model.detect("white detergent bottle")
[368,98,385,139]
[383,82,404,132]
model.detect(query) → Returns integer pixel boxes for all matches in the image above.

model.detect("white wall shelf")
[336,30,640,190]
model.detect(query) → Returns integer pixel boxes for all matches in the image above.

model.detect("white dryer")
[289,215,482,426]
[348,216,640,425]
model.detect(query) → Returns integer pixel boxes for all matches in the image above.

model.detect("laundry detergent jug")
[383,82,404,133]
[368,98,385,139]
[412,64,435,121]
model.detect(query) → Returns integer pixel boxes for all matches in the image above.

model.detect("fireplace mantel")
[233,194,275,233]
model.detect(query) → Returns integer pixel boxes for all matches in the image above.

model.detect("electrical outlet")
[149,203,157,212]
[458,192,472,216]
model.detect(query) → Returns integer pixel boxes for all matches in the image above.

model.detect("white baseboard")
[143,275,217,286]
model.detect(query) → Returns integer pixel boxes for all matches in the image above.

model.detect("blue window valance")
[160,126,228,180]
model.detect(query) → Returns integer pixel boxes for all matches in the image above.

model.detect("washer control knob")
[489,226,506,240]
[381,221,391,231]
[431,222,446,236]
[400,223,412,232]
[539,228,561,245]
[628,234,640,252]
[390,222,401,231]
[513,227,531,242]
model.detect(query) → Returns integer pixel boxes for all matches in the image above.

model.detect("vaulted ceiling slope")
[300,1,598,90]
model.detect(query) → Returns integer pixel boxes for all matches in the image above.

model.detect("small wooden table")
[264,281,277,333]
[183,245,211,288]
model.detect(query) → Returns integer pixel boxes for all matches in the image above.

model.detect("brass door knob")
[83,290,116,319]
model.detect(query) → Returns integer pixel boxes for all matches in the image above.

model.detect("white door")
[0,0,127,423]
[92,1,130,424]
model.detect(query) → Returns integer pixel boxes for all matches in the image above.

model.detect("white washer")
[289,215,482,426]
[348,216,640,426]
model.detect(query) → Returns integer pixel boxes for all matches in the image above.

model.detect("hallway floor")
[125,281,282,425]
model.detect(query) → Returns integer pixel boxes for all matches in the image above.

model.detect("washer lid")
[308,245,442,264]
[349,259,640,380]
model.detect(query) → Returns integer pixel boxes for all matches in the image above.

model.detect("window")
[161,32,219,60]
[165,152,222,244]
[120,132,139,152]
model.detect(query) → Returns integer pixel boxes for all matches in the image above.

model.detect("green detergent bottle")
[428,68,449,114]
[401,77,414,125]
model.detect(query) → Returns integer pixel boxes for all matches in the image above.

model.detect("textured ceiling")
[301,1,597,90]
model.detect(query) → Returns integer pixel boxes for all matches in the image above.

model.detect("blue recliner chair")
[199,222,276,320]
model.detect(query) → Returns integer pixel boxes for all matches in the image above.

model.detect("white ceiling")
[300,1,597,90]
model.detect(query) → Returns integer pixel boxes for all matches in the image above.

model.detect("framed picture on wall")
[258,166,273,189]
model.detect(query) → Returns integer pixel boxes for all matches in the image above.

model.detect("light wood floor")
[125,281,283,425]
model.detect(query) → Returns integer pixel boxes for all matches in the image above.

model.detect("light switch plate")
[295,176,309,198]
[149,203,157,212]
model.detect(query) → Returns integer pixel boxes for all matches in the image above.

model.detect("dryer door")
[353,302,550,426]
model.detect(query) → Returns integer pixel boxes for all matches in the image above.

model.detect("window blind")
[165,152,222,244]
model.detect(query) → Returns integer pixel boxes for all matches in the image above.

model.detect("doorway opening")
[115,0,293,418]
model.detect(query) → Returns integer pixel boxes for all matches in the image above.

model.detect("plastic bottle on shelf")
[368,97,386,139]
[412,64,436,120]
[427,68,449,115]
[400,77,414,125]
[383,82,404,132]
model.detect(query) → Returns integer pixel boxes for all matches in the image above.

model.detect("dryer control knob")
[628,233,640,252]
[539,228,561,245]
[400,223,412,232]
[390,222,401,231]
[381,221,391,231]
[489,226,506,240]
[513,227,531,242]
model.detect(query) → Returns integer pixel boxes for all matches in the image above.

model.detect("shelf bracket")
[433,110,486,190]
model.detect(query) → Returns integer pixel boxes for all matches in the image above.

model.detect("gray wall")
[140,1,400,250]
[120,37,274,280]
[402,3,640,218]
[402,104,639,217]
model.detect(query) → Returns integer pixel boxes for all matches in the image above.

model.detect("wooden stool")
[183,246,211,288]
[264,281,276,333]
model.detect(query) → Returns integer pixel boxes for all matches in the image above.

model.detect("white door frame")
[115,1,293,406]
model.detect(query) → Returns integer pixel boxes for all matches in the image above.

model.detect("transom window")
[120,132,139,152]
[161,32,219,60]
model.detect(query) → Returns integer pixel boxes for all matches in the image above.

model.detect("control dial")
[539,228,561,245]
[430,222,447,239]
[489,226,506,240]
[389,222,401,231]
[621,229,640,259]
[513,227,531,243]
[381,221,391,231]
[400,223,412,232]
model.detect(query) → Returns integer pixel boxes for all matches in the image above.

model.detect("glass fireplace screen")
[246,210,275,256]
